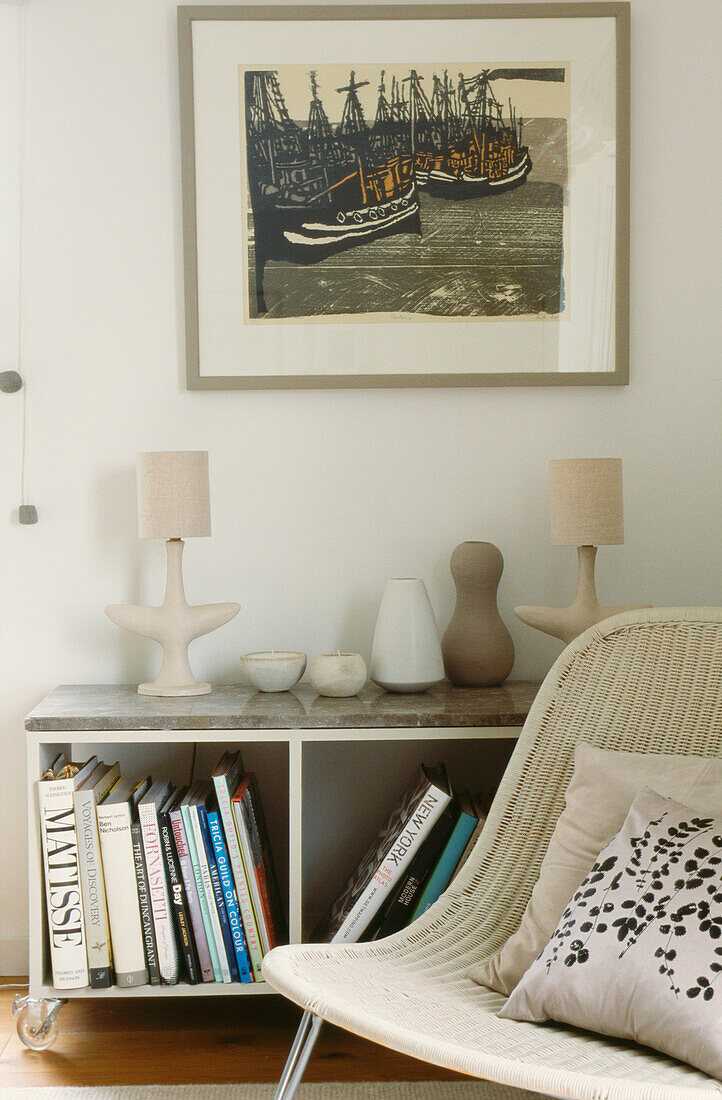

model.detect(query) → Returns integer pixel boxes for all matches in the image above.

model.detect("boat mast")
[458,73,483,163]
[245,71,303,185]
[374,70,392,127]
[373,69,400,157]
[404,70,433,155]
[392,76,409,123]
[307,70,342,164]
[337,70,370,137]
[480,73,488,166]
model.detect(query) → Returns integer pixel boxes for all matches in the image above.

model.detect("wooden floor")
[0,980,465,1087]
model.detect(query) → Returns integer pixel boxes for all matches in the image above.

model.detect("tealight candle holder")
[240,651,306,692]
[308,652,367,698]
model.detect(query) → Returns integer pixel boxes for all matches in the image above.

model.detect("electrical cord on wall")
[16,7,35,526]
[1,3,37,525]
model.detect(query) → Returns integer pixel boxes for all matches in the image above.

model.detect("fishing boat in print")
[244,70,420,313]
[283,71,419,249]
[407,68,532,198]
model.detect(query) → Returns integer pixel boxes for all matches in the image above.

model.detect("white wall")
[1,0,721,972]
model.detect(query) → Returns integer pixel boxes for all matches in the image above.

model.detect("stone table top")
[25,681,542,732]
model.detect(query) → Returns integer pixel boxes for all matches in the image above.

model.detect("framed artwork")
[179,3,629,389]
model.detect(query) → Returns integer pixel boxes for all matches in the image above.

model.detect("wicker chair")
[263,608,722,1100]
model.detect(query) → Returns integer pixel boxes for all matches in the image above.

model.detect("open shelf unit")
[25,683,539,1003]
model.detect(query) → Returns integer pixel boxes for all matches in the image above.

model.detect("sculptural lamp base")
[137,679,212,698]
[514,545,650,646]
[105,538,240,698]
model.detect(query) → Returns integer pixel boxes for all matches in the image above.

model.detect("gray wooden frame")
[178,3,630,390]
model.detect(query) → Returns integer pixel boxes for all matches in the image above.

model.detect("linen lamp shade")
[136,451,211,539]
[549,458,624,547]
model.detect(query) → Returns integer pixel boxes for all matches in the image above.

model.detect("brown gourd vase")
[441,541,515,687]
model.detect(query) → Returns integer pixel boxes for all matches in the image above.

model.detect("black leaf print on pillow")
[542,810,722,1001]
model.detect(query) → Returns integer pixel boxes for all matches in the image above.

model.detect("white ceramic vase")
[370,578,445,693]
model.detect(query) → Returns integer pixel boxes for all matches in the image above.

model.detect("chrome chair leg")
[274,1010,324,1100]
[283,1015,324,1097]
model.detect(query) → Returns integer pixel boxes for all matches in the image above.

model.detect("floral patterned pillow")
[471,745,722,997]
[500,787,722,1080]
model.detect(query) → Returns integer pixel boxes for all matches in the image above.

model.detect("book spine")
[170,809,214,982]
[198,808,240,983]
[131,821,160,986]
[411,812,479,920]
[188,806,231,983]
[248,776,287,946]
[449,816,486,886]
[74,787,113,987]
[332,785,451,944]
[181,803,222,982]
[97,805,148,988]
[376,809,456,939]
[160,812,200,984]
[254,862,277,949]
[37,781,88,989]
[232,797,272,956]
[208,812,253,982]
[139,802,180,985]
[212,774,264,978]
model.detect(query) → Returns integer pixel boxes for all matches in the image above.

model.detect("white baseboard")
[0,935,28,975]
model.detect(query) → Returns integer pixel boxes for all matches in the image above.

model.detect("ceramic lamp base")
[515,545,651,645]
[137,680,212,697]
[106,538,239,698]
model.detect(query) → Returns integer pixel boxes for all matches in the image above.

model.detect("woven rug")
[0,1084,549,1099]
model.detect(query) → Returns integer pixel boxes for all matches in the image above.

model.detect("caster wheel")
[14,1001,60,1050]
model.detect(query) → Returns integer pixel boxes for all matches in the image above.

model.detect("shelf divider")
[288,736,303,944]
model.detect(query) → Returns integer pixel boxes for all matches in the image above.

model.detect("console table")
[20,681,540,1047]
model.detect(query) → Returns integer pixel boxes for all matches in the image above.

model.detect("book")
[185,783,231,982]
[139,781,180,985]
[180,787,224,982]
[159,789,200,984]
[448,794,489,887]
[170,799,214,982]
[73,760,120,987]
[372,799,457,940]
[410,791,482,921]
[38,754,98,989]
[208,810,253,982]
[196,785,240,982]
[314,764,452,944]
[232,774,287,953]
[97,776,151,988]
[212,751,264,979]
[131,820,160,985]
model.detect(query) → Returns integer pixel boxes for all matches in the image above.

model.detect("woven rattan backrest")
[431,609,722,961]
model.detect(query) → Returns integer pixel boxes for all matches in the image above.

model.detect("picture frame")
[179,3,629,389]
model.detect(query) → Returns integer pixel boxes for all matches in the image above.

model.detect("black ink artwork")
[243,65,567,321]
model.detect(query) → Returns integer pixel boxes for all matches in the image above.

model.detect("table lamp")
[515,458,649,645]
[106,451,239,696]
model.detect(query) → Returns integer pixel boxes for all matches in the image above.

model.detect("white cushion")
[500,788,722,1080]
[471,745,722,995]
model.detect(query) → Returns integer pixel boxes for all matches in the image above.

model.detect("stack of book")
[314,763,490,944]
[37,750,285,990]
